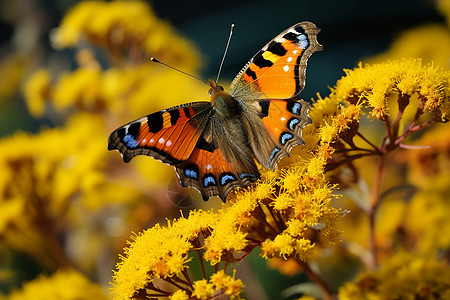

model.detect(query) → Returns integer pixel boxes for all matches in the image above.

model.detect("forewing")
[230,21,322,100]
[108,102,212,165]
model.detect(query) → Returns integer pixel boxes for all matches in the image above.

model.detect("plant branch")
[295,259,337,300]
[356,132,381,152]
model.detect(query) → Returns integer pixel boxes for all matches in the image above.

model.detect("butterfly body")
[108,21,322,201]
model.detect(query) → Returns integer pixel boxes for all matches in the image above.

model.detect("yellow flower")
[338,253,450,300]
[53,67,102,113]
[7,270,108,300]
[0,114,122,268]
[191,279,215,300]
[369,24,450,69]
[51,1,200,71]
[169,290,189,300]
[209,270,244,299]
[0,54,27,101]
[309,94,341,128]
[267,257,302,277]
[23,68,51,117]
[401,124,450,253]
[0,197,24,233]
[112,210,216,299]
[296,296,317,300]
[333,59,450,121]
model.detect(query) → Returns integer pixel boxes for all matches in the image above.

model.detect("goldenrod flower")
[333,59,449,121]
[23,68,51,117]
[51,1,199,70]
[338,253,450,300]
[112,210,216,299]
[402,125,450,253]
[0,114,116,269]
[7,270,108,300]
[369,24,450,69]
[112,96,343,298]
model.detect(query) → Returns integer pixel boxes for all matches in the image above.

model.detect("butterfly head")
[208,79,239,118]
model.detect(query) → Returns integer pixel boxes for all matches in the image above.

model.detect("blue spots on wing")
[287,102,302,116]
[297,33,309,49]
[123,134,139,149]
[280,132,294,146]
[203,174,217,187]
[288,118,300,131]
[185,169,198,179]
[239,173,258,180]
[270,147,280,162]
[219,173,236,186]
[184,164,199,180]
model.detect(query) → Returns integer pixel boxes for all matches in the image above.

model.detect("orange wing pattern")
[108,102,212,165]
[254,99,312,169]
[175,136,259,201]
[108,22,321,202]
[230,21,322,100]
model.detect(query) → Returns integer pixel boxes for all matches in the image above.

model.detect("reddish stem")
[195,249,207,279]
[395,120,434,146]
[296,259,337,300]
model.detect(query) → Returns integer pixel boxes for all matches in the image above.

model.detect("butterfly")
[108,21,322,201]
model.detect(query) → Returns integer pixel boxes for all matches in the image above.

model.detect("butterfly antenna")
[215,23,235,83]
[150,57,210,86]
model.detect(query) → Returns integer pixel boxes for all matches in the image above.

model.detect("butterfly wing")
[108,102,212,165]
[229,21,322,100]
[258,99,312,169]
[175,131,260,201]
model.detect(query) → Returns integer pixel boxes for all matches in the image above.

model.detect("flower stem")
[395,119,433,146]
[296,259,336,300]
[356,132,381,152]
[195,249,207,279]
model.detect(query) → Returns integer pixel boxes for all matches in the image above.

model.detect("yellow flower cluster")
[51,1,199,70]
[403,124,450,253]
[332,59,450,121]
[0,114,126,269]
[369,25,450,70]
[338,253,450,300]
[112,105,344,298]
[24,1,204,122]
[7,270,108,300]
[2,2,212,297]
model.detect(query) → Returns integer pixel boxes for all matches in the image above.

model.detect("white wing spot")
[283,65,289,72]
[280,117,286,122]
[158,137,165,144]
[166,140,172,146]
[293,50,298,54]
[142,138,147,143]
[206,164,212,170]
[150,138,154,143]
[287,57,293,63]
